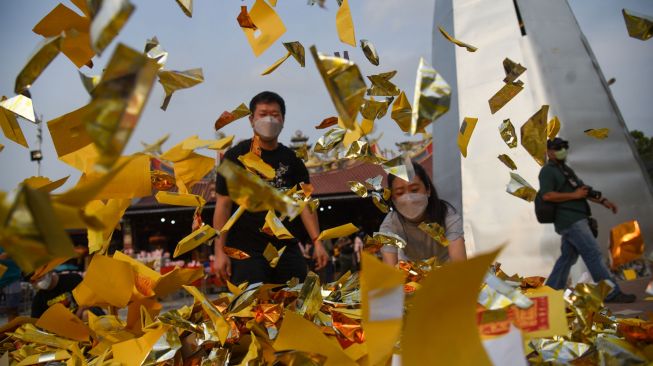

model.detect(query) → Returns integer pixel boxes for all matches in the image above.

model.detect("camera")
[585,186,602,200]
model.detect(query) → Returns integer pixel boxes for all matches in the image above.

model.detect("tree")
[630,130,653,181]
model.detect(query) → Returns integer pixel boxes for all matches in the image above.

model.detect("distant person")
[212,91,328,284]
[31,270,103,319]
[335,236,356,275]
[0,248,22,320]
[538,137,635,303]
[380,161,467,265]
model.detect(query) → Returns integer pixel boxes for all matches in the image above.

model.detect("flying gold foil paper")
[499,118,518,148]
[497,154,517,170]
[90,0,135,54]
[360,39,379,66]
[520,105,549,166]
[155,191,206,207]
[223,246,250,260]
[335,0,356,47]
[47,104,96,159]
[79,71,101,94]
[262,210,294,240]
[241,0,286,57]
[0,95,36,123]
[284,41,305,67]
[437,26,477,52]
[391,91,412,133]
[529,339,590,363]
[370,231,406,250]
[489,82,523,114]
[418,222,449,247]
[23,176,69,193]
[313,127,346,153]
[457,117,478,157]
[314,116,339,129]
[184,285,230,345]
[262,52,291,76]
[175,0,193,17]
[296,272,323,318]
[316,223,359,241]
[367,70,400,96]
[348,181,368,198]
[622,9,653,41]
[238,151,275,179]
[173,224,218,258]
[547,116,561,140]
[182,135,234,151]
[144,36,168,66]
[14,36,62,94]
[86,44,159,170]
[214,103,251,130]
[370,191,389,213]
[506,172,537,202]
[237,5,257,30]
[157,68,204,110]
[411,57,451,135]
[610,220,644,269]
[216,159,299,217]
[150,170,175,191]
[382,155,414,182]
[584,128,610,140]
[262,243,286,268]
[310,46,366,130]
[502,58,527,84]
[360,97,392,120]
[0,95,36,147]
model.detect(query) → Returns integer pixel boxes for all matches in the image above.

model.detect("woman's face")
[391,175,428,200]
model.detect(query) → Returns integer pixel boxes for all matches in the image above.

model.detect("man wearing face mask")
[213,91,329,285]
[539,137,635,303]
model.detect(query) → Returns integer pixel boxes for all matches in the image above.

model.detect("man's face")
[250,102,284,124]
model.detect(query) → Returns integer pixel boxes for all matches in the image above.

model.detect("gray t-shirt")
[379,208,464,263]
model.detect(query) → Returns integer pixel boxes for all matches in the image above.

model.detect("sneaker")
[605,291,637,303]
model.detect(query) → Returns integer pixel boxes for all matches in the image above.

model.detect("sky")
[0,0,651,191]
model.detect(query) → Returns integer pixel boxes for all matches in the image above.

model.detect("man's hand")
[192,212,203,231]
[312,241,329,270]
[213,251,231,282]
[602,199,618,214]
[573,186,589,199]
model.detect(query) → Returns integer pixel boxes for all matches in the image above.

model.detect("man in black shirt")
[213,91,328,284]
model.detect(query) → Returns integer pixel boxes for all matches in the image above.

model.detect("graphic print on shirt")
[271,162,289,189]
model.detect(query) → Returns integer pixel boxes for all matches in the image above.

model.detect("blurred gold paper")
[314,127,346,153]
[547,116,561,140]
[262,210,294,240]
[175,0,193,17]
[73,254,135,307]
[79,71,101,94]
[182,135,234,151]
[22,176,69,194]
[411,57,451,135]
[90,0,135,54]
[155,191,206,207]
[85,198,130,254]
[506,172,537,202]
[79,154,152,199]
[520,105,549,166]
[391,91,412,133]
[220,206,245,234]
[0,98,28,147]
[316,223,358,241]
[584,128,609,140]
[262,52,291,76]
[622,9,653,41]
[112,324,169,366]
[382,155,414,182]
[610,220,644,269]
[438,26,477,52]
[0,95,36,123]
[367,71,400,96]
[154,266,204,298]
[16,351,71,366]
[402,248,500,366]
[237,5,257,30]
[310,46,366,130]
[239,151,275,179]
[314,116,338,129]
[360,39,379,66]
[224,246,250,260]
[35,303,90,342]
[489,82,523,114]
[14,36,62,94]
[457,117,478,158]
[498,154,517,170]
[151,170,175,191]
[157,68,204,110]
[173,224,217,258]
[418,222,449,247]
[214,103,251,130]
[360,252,405,365]
[241,0,286,57]
[263,243,286,268]
[336,0,356,47]
[184,285,230,344]
[173,152,214,193]
[499,118,518,148]
[47,104,95,158]
[502,58,527,84]
[284,41,305,67]
[360,97,392,120]
[348,181,368,198]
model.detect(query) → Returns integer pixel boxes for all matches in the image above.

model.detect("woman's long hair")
[387,161,451,226]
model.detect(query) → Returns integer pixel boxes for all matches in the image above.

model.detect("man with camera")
[538,137,635,303]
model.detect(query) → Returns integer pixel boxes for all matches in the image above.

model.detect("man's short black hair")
[547,137,569,150]
[249,91,286,118]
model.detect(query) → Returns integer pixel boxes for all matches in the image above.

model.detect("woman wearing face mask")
[380,161,467,265]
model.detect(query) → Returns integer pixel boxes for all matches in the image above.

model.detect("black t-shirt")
[31,273,83,318]
[215,139,310,253]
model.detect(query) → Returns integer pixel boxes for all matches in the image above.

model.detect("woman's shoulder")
[380,210,400,228]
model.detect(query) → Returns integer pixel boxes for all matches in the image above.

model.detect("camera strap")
[555,163,592,216]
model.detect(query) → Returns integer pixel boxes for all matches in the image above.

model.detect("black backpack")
[534,193,556,223]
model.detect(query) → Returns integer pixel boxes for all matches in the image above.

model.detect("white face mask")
[393,193,429,221]
[253,116,283,141]
[554,148,568,161]
[35,273,53,290]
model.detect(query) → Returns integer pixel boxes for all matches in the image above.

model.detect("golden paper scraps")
[489,83,523,114]
[173,152,214,193]
[239,151,275,179]
[220,206,245,234]
[22,175,69,193]
[360,97,392,120]
[335,0,356,47]
[79,71,101,94]
[418,222,449,247]
[73,254,135,307]
[47,103,95,158]
[90,0,135,54]
[241,0,286,57]
[160,135,196,162]
[391,91,412,133]
[382,155,414,183]
[224,246,250,260]
[112,324,170,366]
[310,46,366,130]
[622,9,653,41]
[547,116,561,140]
[151,170,175,191]
[262,210,294,240]
[15,36,62,94]
[85,198,131,254]
[237,5,257,30]
[79,154,152,199]
[348,181,368,198]
[0,97,29,148]
[360,252,405,365]
[366,175,383,191]
[313,127,346,153]
[520,105,549,166]
[499,119,518,148]
[35,303,91,342]
[314,116,339,129]
[175,0,193,17]
[584,128,610,140]
[506,172,537,202]
[367,70,400,96]
[498,154,517,170]
[457,117,478,158]
[261,41,305,76]
[503,58,527,84]
[360,39,379,66]
[0,95,36,123]
[402,248,500,366]
[185,285,231,344]
[316,223,358,241]
[214,103,252,131]
[144,36,168,66]
[262,52,291,76]
[296,272,322,317]
[155,191,206,207]
[274,311,357,366]
[263,243,286,268]
[16,350,71,366]
[157,68,204,110]
[0,144,3,152]
[173,224,218,258]
[610,220,644,269]
[154,266,204,298]
[438,26,477,52]
[411,57,451,135]
[182,135,234,151]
